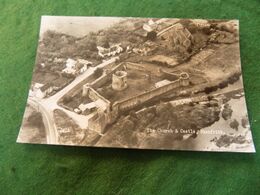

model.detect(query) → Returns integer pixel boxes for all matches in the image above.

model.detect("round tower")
[112,71,128,91]
[179,72,189,86]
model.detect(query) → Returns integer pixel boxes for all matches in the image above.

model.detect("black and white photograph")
[17,16,255,152]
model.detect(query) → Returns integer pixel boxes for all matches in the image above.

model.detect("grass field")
[0,0,259,194]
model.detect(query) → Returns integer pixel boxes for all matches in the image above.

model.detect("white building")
[29,83,44,98]
[143,19,158,32]
[30,82,54,98]
[66,58,77,69]
[62,58,92,75]
[62,67,77,75]
[78,102,97,115]
[77,59,93,66]
[97,44,123,58]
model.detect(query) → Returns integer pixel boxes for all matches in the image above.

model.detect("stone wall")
[87,87,110,103]
[113,79,183,112]
[125,62,147,72]
[84,87,115,134]
[83,61,191,132]
[88,112,107,134]
[91,63,124,88]
[160,70,179,81]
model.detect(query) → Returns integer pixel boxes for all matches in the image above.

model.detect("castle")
[82,62,190,133]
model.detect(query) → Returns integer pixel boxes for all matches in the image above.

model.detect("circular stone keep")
[179,72,190,86]
[112,71,128,91]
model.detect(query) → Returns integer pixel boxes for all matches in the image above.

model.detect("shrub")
[27,111,43,127]
[219,81,228,89]
[241,117,248,128]
[63,96,72,104]
[230,119,239,131]
[94,68,103,77]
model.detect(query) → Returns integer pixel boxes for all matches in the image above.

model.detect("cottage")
[39,83,54,97]
[66,58,77,69]
[158,23,193,50]
[192,19,210,28]
[53,57,65,64]
[97,44,123,58]
[62,67,77,75]
[143,19,158,32]
[132,41,157,56]
[135,28,148,38]
[62,58,92,75]
[161,23,193,51]
[29,83,44,98]
[77,59,93,67]
[33,83,44,90]
[30,83,54,98]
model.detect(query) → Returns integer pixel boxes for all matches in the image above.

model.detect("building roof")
[168,23,191,38]
[97,44,123,57]
[79,102,96,112]
[158,23,192,40]
[155,79,172,88]
[62,67,77,74]
[134,29,148,37]
[34,83,44,89]
[77,59,93,65]
[66,58,77,68]
[192,19,210,27]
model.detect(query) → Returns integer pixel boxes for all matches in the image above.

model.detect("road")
[46,57,118,103]
[27,98,58,144]
[30,57,118,144]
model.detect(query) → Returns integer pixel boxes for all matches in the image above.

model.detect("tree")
[86,40,98,51]
[230,119,239,131]
[241,117,248,128]
[63,96,72,104]
[129,111,137,119]
[222,104,233,120]
[97,36,110,48]
[147,31,157,41]
[27,111,43,127]
[94,67,103,77]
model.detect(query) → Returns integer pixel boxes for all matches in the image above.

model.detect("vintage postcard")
[17,16,256,152]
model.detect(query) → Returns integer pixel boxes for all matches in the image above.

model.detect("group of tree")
[38,18,147,67]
